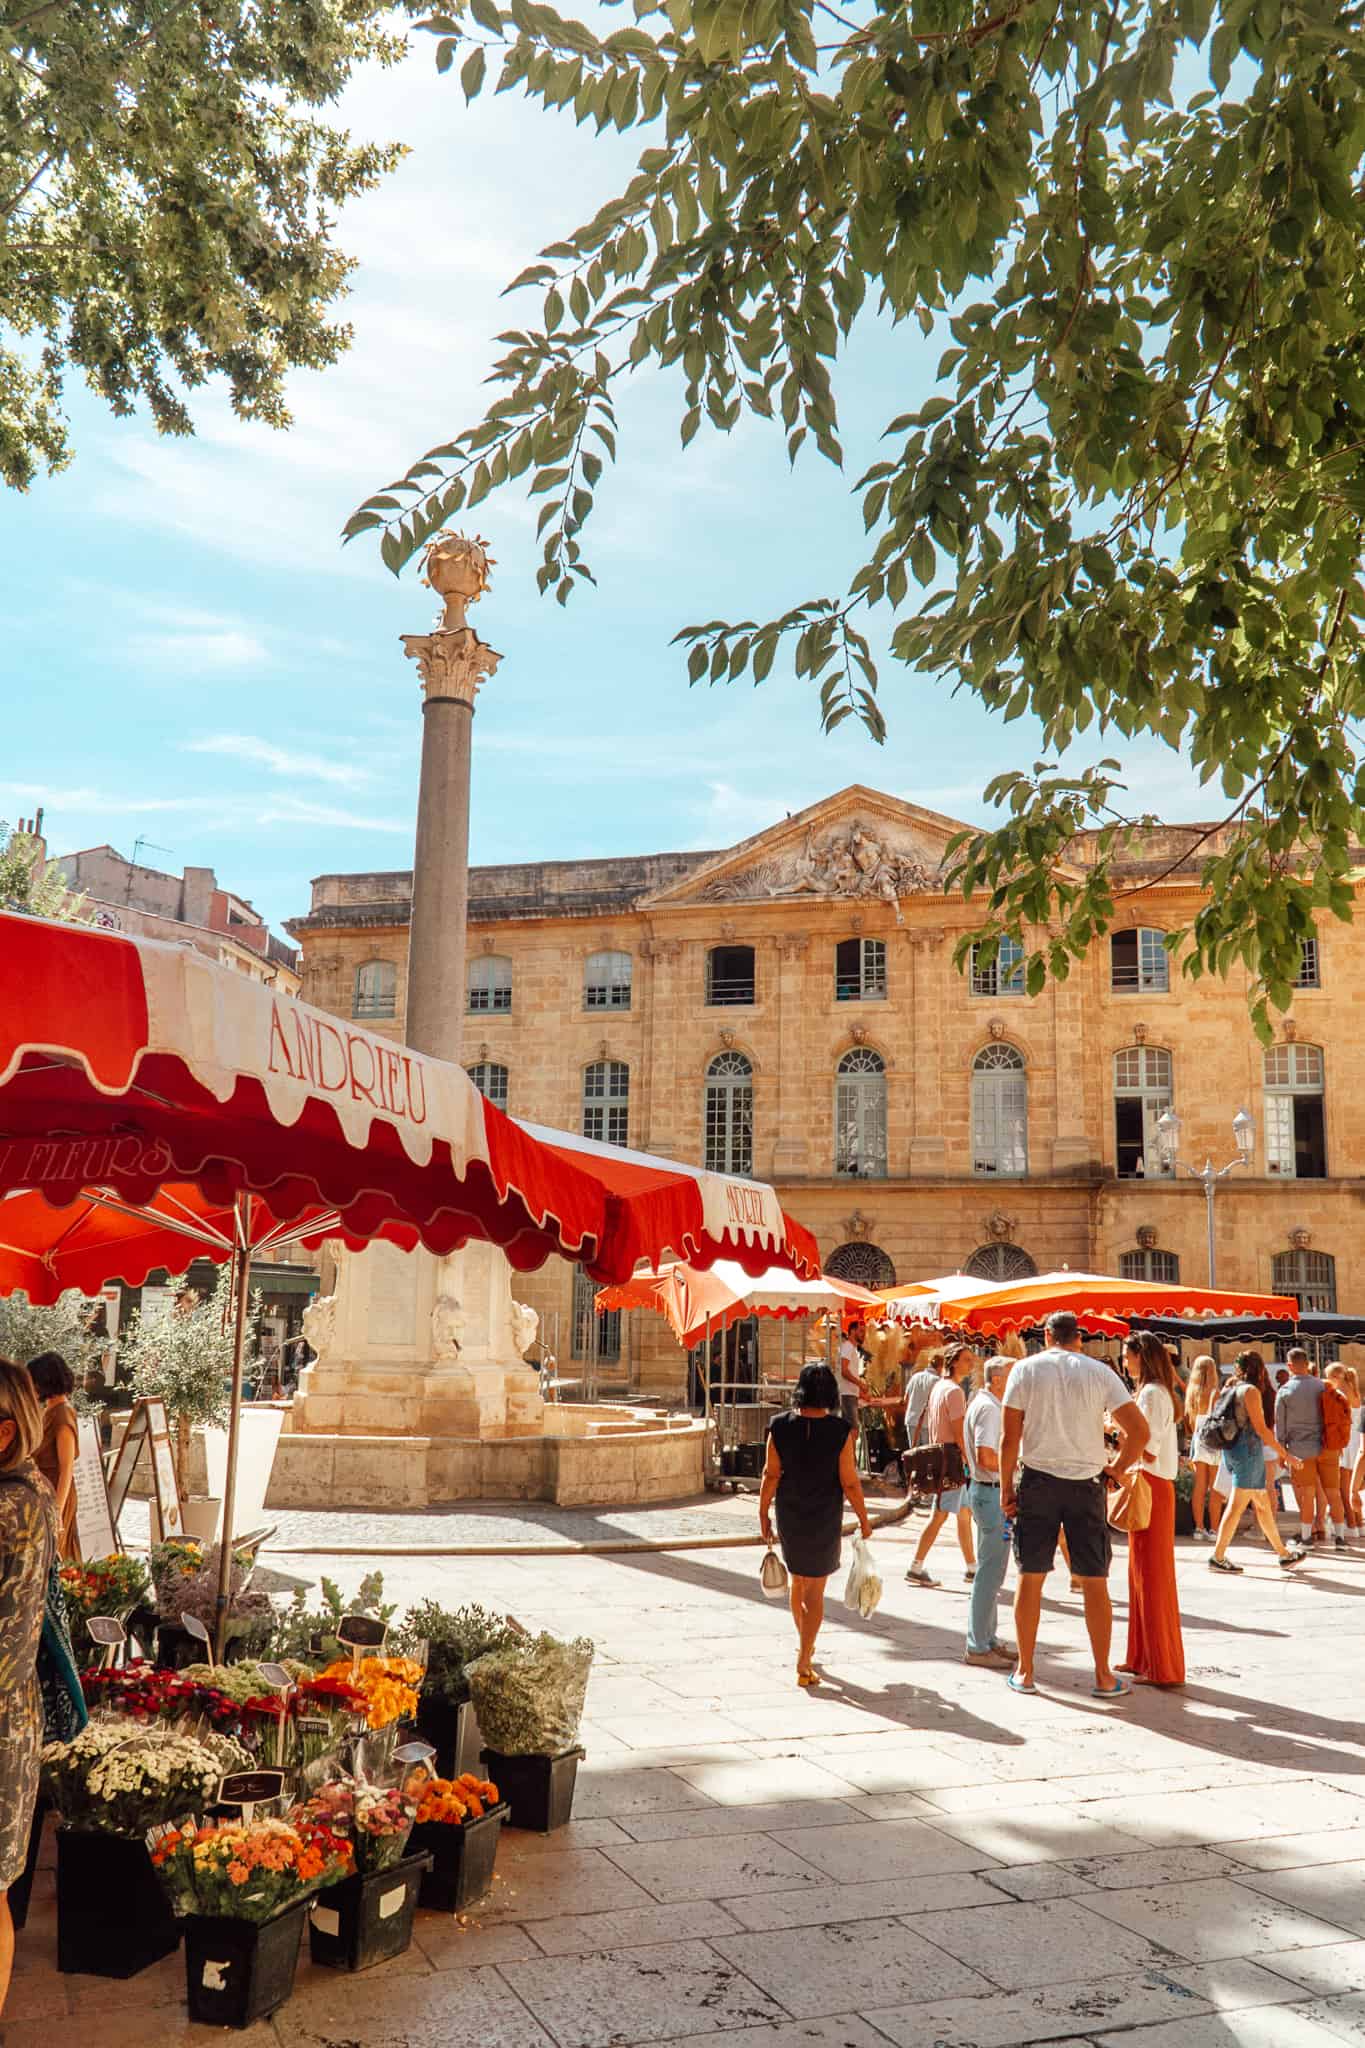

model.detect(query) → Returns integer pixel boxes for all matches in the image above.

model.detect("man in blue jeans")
[963,1356,1016,1667]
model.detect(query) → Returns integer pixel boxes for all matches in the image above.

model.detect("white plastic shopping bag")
[844,1534,883,1617]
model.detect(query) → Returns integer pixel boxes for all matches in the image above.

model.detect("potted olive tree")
[122,1267,260,1538]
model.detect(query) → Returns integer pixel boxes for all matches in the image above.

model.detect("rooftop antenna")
[128,836,175,898]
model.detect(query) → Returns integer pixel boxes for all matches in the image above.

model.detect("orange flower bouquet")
[410,1773,500,1827]
[151,1816,353,1924]
[314,1656,423,1732]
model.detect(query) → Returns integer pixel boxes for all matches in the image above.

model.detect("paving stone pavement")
[10,1499,1365,2046]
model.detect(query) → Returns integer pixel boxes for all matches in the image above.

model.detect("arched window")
[970,937,1024,998]
[1119,1248,1179,1283]
[963,1242,1037,1281]
[582,1060,629,1146]
[466,1061,508,1111]
[704,1052,753,1175]
[468,954,512,1014]
[1272,1247,1337,1313]
[584,950,632,1012]
[971,1043,1027,1178]
[571,1264,621,1362]
[835,937,887,1002]
[353,959,396,1021]
[1263,1044,1326,1179]
[1113,1046,1173,1179]
[825,1240,896,1291]
[706,945,755,1006]
[1111,927,1169,993]
[835,1048,887,1178]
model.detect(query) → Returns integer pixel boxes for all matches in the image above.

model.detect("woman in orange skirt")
[1119,1331,1185,1687]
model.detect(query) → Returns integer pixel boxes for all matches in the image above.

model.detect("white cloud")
[0,782,407,837]
[129,625,269,670]
[184,734,374,789]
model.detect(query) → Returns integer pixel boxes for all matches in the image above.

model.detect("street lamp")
[1155,1107,1256,1286]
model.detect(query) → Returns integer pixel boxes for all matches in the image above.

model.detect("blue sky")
[0,31,1209,938]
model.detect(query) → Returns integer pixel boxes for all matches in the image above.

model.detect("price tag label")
[217,1769,286,1809]
[392,1740,437,1766]
[336,1614,387,1650]
[256,1663,293,1691]
[181,1613,212,1644]
[86,1616,127,1647]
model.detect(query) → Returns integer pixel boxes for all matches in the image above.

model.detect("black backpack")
[1207,1382,1245,1444]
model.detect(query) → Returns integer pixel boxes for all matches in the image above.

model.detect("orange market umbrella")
[878,1274,1010,1327]
[597,1258,881,1351]
[934,1270,1298,1338]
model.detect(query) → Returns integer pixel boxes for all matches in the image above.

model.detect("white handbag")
[759,1545,789,1598]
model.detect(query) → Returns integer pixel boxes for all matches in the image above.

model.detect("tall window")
[582,1060,629,1146]
[706,945,755,1006]
[1264,1044,1326,1179]
[704,1052,753,1175]
[970,937,1024,997]
[1272,1247,1336,1312]
[1294,938,1321,989]
[1111,928,1169,993]
[466,1061,508,1111]
[468,954,512,1013]
[353,959,396,1020]
[1119,1248,1180,1283]
[835,1048,887,1178]
[571,1264,621,1362]
[963,1243,1037,1281]
[584,950,632,1011]
[971,1044,1027,1177]
[1113,1046,1173,1178]
[835,937,887,1002]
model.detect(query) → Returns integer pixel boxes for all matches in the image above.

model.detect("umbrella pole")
[213,1195,252,1664]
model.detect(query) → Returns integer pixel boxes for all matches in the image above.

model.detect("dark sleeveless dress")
[770,1410,851,1578]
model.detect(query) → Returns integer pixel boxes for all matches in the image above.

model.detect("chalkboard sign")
[181,1613,212,1644]
[256,1663,293,1691]
[217,1769,286,1809]
[336,1614,387,1650]
[86,1616,127,1647]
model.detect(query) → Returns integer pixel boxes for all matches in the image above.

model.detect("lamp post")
[1155,1107,1256,1287]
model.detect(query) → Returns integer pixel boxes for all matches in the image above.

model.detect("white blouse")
[1138,1383,1179,1482]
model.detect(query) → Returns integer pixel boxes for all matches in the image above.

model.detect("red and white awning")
[0,913,812,1284]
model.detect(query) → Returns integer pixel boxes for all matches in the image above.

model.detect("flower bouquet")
[466,1633,594,1831]
[407,1773,506,1912]
[44,1717,248,1980]
[151,1815,353,1924]
[154,1814,353,2025]
[43,1716,248,1836]
[312,1655,424,1731]
[59,1554,152,1640]
[154,1544,272,1666]
[294,1778,415,1875]
[79,1660,250,1740]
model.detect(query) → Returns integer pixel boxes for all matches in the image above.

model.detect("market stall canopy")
[1137,1310,1364,1345]
[519,1124,820,1281]
[933,1270,1299,1338]
[0,1182,418,1308]
[596,1259,880,1351]
[878,1274,1012,1326]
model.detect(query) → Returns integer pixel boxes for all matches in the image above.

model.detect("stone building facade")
[286,787,1364,1397]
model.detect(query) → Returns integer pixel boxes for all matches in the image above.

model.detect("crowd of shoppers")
[764,1307,1365,1699]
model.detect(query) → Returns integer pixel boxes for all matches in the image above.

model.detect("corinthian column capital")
[401,626,502,707]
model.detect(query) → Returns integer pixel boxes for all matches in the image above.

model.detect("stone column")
[907,927,947,1175]
[772,931,810,1177]
[401,539,501,1060]
[292,535,545,1444]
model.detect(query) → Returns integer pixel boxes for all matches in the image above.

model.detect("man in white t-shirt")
[1000,1310,1149,1700]
[963,1356,1014,1666]
[837,1320,868,1432]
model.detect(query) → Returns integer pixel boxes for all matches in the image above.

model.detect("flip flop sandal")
[1006,1672,1037,1694]
[1092,1678,1132,1700]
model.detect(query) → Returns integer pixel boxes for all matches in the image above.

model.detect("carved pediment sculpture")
[699,818,941,923]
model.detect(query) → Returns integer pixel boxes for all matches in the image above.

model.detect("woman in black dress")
[760,1363,872,1686]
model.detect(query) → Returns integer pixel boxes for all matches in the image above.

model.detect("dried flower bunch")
[465,1633,594,1756]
